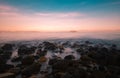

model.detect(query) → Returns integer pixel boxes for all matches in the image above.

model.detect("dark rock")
[0,64,14,73]
[64,55,75,60]
[49,58,61,65]
[33,55,40,60]
[22,56,35,66]
[8,67,21,75]
[0,48,4,54]
[43,41,57,51]
[18,45,36,55]
[52,60,79,73]
[0,73,15,78]
[38,56,47,63]
[22,63,41,77]
[1,44,13,51]
[11,56,22,62]
[36,49,47,57]
[0,55,6,64]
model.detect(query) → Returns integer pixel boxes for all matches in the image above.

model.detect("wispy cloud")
[109,1,120,5]
[0,5,17,11]
[35,12,85,18]
[0,4,19,16]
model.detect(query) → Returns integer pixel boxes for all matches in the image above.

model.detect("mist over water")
[0,31,120,43]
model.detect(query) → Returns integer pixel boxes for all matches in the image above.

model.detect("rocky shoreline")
[0,40,120,78]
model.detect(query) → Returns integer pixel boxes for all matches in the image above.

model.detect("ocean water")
[0,31,120,43]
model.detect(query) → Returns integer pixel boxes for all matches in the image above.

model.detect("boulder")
[1,44,13,51]
[36,49,47,57]
[22,56,35,66]
[0,73,15,78]
[64,55,75,60]
[22,63,41,77]
[43,41,57,51]
[8,67,21,75]
[0,64,14,73]
[18,45,36,55]
[38,56,47,63]
[11,56,22,62]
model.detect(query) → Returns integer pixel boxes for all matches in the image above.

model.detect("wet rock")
[11,56,22,62]
[33,55,40,60]
[0,55,6,64]
[0,44,13,60]
[22,56,35,66]
[62,41,71,47]
[43,41,57,51]
[16,64,22,68]
[89,70,107,78]
[18,45,36,55]
[49,58,59,65]
[76,48,84,54]
[0,64,14,73]
[64,55,75,60]
[8,67,21,75]
[38,56,47,63]
[0,73,15,78]
[36,49,47,57]
[52,60,79,73]
[22,63,41,77]
[0,48,4,54]
[1,44,13,51]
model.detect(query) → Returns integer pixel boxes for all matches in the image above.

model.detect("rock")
[52,60,79,73]
[61,72,72,78]
[22,56,35,66]
[8,67,21,75]
[18,45,36,55]
[64,55,75,60]
[43,41,57,51]
[22,63,41,77]
[0,48,4,54]
[0,44,13,60]
[49,58,59,65]
[0,55,6,64]
[76,48,84,54]
[0,73,15,78]
[0,64,14,73]
[36,49,47,57]
[11,56,22,62]
[1,44,13,51]
[39,56,47,63]
[33,55,40,60]
[0,54,11,60]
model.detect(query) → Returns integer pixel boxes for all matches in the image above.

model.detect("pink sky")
[0,5,120,32]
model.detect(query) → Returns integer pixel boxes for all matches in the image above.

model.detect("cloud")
[0,4,19,17]
[109,1,120,5]
[0,5,17,12]
[35,12,85,18]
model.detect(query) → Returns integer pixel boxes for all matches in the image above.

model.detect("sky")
[0,0,120,32]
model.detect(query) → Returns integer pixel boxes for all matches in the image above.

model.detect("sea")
[0,31,120,42]
[0,31,120,48]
